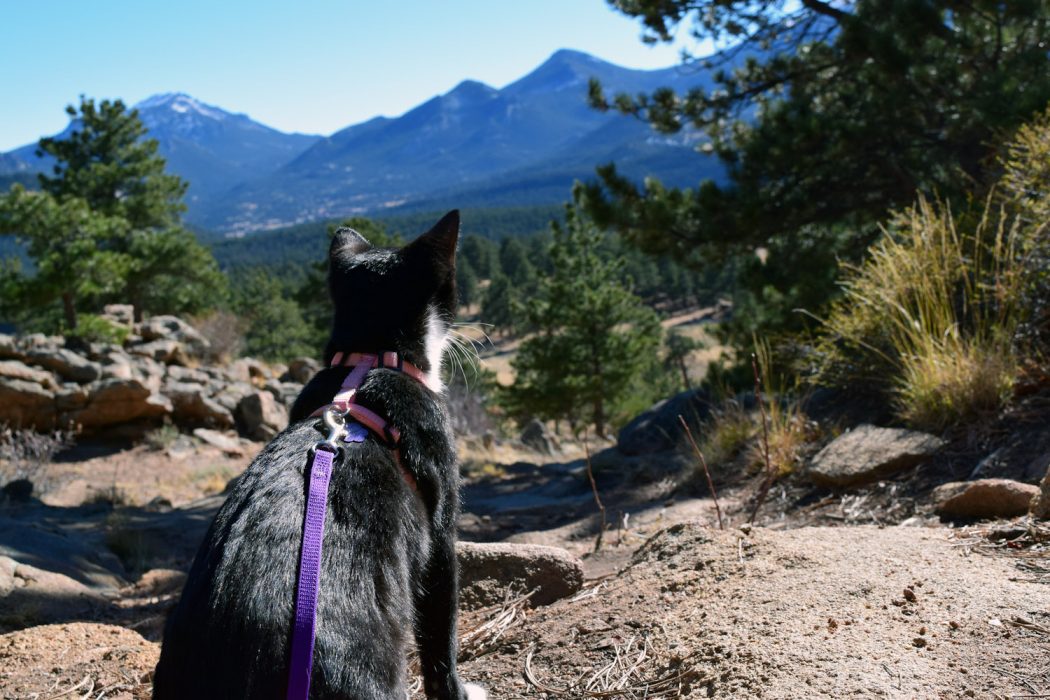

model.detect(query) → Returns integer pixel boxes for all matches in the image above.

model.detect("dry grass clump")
[0,424,75,491]
[818,196,1027,431]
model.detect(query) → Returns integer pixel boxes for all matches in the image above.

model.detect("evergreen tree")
[481,273,517,337]
[0,96,224,329]
[664,330,701,391]
[503,204,662,436]
[460,235,500,280]
[499,237,536,290]
[456,258,479,309]
[584,1,1050,354]
[232,269,315,361]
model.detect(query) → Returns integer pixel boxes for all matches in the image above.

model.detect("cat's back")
[155,415,432,699]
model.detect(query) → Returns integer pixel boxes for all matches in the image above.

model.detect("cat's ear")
[330,227,371,259]
[407,210,459,268]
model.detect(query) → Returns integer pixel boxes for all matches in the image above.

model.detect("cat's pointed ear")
[330,227,371,259]
[408,210,459,268]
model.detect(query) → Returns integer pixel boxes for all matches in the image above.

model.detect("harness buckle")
[318,406,347,449]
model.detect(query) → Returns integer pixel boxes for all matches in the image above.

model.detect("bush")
[815,197,1026,430]
[66,313,130,345]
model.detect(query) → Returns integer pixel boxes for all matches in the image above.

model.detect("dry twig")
[677,414,724,530]
[749,353,775,525]
[583,434,607,553]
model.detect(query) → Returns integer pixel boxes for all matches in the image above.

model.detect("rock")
[1032,465,1050,519]
[617,389,712,456]
[0,556,107,629]
[54,384,89,413]
[65,378,171,432]
[211,381,257,413]
[284,357,321,383]
[0,360,56,388]
[228,357,270,385]
[806,425,944,487]
[456,541,584,609]
[138,315,209,357]
[264,379,304,407]
[520,418,560,455]
[236,391,288,441]
[101,303,135,327]
[193,428,244,456]
[0,334,19,360]
[0,377,56,429]
[165,365,210,385]
[129,339,189,365]
[23,348,100,383]
[933,479,1040,519]
[165,381,235,429]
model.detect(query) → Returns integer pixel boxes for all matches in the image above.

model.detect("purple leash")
[286,444,336,700]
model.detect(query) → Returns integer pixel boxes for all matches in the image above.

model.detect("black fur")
[154,211,473,699]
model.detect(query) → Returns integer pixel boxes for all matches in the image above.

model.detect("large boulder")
[617,389,712,455]
[65,378,172,431]
[23,348,100,384]
[934,479,1040,519]
[806,424,944,487]
[456,541,584,609]
[228,357,270,385]
[100,303,134,327]
[137,315,209,358]
[236,391,289,441]
[165,381,235,429]
[0,377,56,429]
[520,418,560,455]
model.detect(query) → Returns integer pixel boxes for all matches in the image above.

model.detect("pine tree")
[504,205,662,436]
[480,273,517,337]
[0,96,224,329]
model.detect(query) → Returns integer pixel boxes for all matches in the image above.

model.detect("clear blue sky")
[0,1,704,152]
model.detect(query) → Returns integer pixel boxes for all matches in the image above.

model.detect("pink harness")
[287,350,426,700]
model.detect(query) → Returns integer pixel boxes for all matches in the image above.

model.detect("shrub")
[66,313,130,345]
[816,196,1026,431]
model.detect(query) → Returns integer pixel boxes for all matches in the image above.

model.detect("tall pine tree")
[503,204,662,436]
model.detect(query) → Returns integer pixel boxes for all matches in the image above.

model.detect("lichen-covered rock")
[129,339,188,365]
[806,425,944,487]
[456,542,584,609]
[934,479,1040,519]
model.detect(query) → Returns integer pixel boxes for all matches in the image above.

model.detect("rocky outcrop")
[933,479,1040,519]
[0,315,317,440]
[806,425,944,487]
[617,389,711,455]
[456,541,584,609]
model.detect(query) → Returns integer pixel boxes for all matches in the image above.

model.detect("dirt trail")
[460,523,1050,699]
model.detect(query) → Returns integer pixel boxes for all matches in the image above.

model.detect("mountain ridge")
[1,49,721,234]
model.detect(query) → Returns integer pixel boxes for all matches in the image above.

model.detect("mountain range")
[1,49,721,235]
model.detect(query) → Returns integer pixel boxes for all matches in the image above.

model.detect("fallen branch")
[749,352,775,525]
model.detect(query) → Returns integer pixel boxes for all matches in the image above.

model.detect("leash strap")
[286,446,335,700]
[287,350,426,698]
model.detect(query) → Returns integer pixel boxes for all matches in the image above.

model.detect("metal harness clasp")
[317,406,348,451]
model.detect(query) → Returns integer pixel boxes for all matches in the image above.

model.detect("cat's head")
[325,210,459,392]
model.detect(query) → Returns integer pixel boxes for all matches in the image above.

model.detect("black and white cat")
[153,211,486,700]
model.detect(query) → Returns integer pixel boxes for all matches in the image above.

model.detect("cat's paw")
[463,683,488,700]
